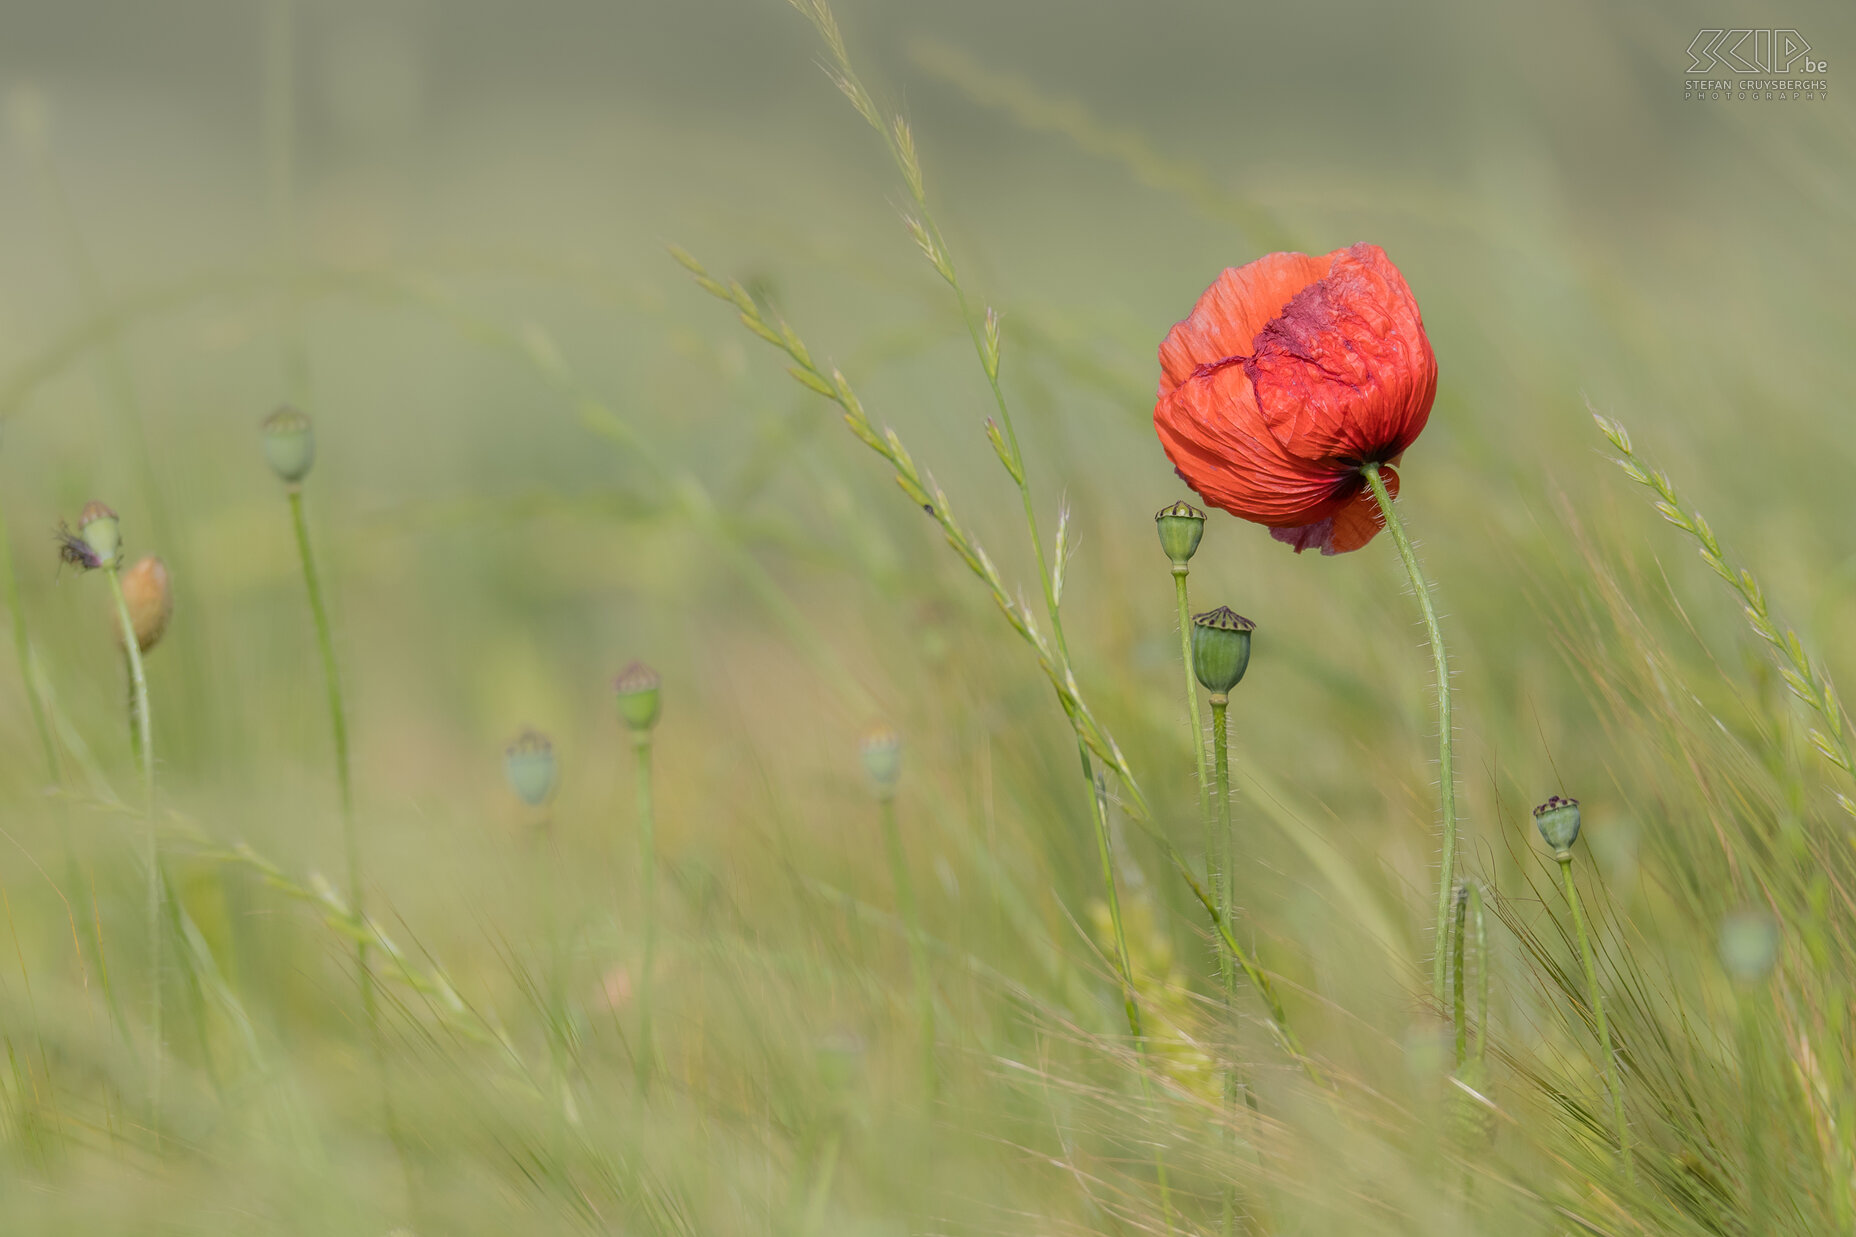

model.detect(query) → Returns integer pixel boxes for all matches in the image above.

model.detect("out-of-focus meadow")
[2,0,1854,1232]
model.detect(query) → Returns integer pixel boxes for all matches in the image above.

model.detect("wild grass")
[0,1,1851,1234]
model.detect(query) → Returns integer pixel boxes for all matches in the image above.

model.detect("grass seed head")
[1533,795,1581,858]
[1155,500,1206,567]
[1190,605,1254,695]
[613,661,662,733]
[504,728,558,806]
[261,405,316,484]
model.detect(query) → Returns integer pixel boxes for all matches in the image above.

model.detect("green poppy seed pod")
[859,725,902,800]
[1533,795,1581,859]
[1718,909,1779,984]
[1190,606,1254,695]
[261,405,316,484]
[1155,500,1206,567]
[504,728,558,806]
[77,501,122,569]
[613,661,662,733]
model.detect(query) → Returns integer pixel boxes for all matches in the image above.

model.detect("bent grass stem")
[1360,462,1458,999]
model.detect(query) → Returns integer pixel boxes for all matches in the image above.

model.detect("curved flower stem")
[106,563,160,1134]
[1559,855,1632,1181]
[1360,462,1458,999]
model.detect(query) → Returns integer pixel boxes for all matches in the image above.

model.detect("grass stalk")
[675,250,1312,1077]
[1360,461,1458,999]
[1594,411,1856,798]
[878,794,935,1098]
[104,562,160,1134]
[779,3,1150,1061]
[634,730,658,1092]
[1557,855,1632,1181]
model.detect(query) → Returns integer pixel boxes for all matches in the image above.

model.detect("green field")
[1,2,1853,1232]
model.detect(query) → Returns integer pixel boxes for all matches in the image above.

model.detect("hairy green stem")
[1360,462,1458,998]
[1559,857,1631,1179]
[635,732,658,1092]
[106,564,160,1134]
[879,795,936,1098]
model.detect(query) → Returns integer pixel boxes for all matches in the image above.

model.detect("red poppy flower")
[1154,243,1436,554]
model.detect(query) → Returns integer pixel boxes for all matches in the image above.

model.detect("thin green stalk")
[1452,884,1469,1069]
[105,564,159,1133]
[879,796,935,1098]
[1739,992,1766,1227]
[1470,881,1487,1067]
[634,732,658,1092]
[1360,462,1458,998]
[287,485,417,1211]
[1209,699,1236,978]
[1558,856,1631,1180]
[1211,694,1239,1237]
[1174,569,1213,839]
[286,488,372,1018]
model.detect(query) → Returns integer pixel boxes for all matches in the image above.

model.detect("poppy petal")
[1155,357,1353,526]
[1244,244,1436,464]
[1157,250,1335,398]
[1266,468,1395,555]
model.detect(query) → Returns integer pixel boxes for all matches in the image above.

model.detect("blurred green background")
[0,0,1853,1231]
